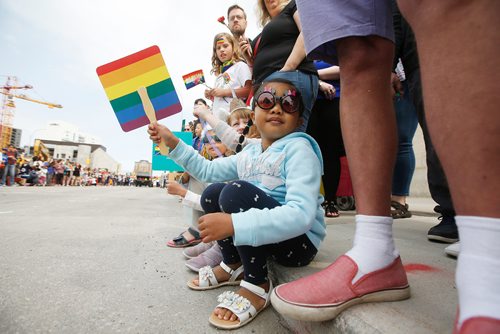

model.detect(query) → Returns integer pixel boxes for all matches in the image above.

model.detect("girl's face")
[194,101,206,107]
[203,133,228,158]
[207,141,228,158]
[215,36,234,63]
[229,117,249,134]
[194,123,203,137]
[253,82,303,149]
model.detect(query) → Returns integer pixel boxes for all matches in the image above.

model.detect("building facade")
[30,121,121,173]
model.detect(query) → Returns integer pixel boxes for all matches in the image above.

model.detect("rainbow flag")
[96,45,182,132]
[182,69,206,90]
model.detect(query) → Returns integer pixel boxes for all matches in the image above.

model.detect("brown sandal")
[391,201,412,219]
[324,201,340,218]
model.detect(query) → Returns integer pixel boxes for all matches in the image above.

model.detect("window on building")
[61,153,66,159]
[73,150,78,158]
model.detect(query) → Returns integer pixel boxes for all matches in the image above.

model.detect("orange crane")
[0,76,62,148]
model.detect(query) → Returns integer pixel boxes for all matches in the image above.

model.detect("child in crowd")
[190,98,208,152]
[148,78,326,329]
[183,103,260,272]
[191,121,203,153]
[205,32,252,122]
[166,130,232,248]
[194,98,260,153]
[168,99,256,250]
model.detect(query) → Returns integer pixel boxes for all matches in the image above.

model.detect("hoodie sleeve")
[182,190,203,212]
[214,121,261,152]
[231,139,322,246]
[169,140,239,183]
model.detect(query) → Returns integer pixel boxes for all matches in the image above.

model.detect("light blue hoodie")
[169,132,326,250]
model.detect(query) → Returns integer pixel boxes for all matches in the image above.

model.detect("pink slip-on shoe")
[453,314,500,334]
[270,255,410,322]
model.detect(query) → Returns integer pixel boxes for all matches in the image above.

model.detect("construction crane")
[0,76,62,148]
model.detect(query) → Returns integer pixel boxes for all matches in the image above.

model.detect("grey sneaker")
[182,241,214,259]
[185,244,223,272]
[444,242,460,258]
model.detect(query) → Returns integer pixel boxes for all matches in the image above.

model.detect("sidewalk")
[0,187,457,333]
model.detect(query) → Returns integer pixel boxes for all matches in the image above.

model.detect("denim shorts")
[263,70,319,132]
[296,0,394,63]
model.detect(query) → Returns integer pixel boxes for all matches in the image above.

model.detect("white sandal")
[187,261,244,291]
[208,279,273,329]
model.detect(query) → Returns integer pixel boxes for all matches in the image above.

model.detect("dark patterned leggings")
[200,180,317,285]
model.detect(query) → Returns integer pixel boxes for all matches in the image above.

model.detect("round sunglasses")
[255,91,300,114]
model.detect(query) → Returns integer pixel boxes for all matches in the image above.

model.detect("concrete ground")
[0,186,457,333]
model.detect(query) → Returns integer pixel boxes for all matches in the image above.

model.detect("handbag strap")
[253,35,262,60]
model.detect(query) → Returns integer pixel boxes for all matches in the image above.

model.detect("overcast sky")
[0,0,261,172]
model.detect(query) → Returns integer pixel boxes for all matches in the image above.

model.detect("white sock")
[456,216,500,326]
[346,215,399,283]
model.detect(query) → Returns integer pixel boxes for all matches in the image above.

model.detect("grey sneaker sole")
[185,262,201,273]
[444,243,460,257]
[427,234,459,243]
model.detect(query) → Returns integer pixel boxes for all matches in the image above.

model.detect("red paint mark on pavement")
[404,263,439,273]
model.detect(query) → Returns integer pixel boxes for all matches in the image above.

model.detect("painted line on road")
[0,211,14,214]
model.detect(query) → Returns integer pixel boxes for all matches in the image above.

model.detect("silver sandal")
[187,261,244,291]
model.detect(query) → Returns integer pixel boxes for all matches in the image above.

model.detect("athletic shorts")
[296,0,394,63]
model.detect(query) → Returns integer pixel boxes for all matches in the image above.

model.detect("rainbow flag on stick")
[96,45,182,132]
[182,69,208,90]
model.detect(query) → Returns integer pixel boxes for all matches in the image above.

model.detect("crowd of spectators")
[0,147,133,187]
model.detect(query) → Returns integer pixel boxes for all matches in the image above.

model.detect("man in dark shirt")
[227,5,248,41]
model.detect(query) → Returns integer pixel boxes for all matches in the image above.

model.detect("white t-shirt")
[211,61,251,122]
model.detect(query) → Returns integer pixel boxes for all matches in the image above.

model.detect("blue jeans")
[1,164,16,186]
[392,83,418,196]
[264,70,319,132]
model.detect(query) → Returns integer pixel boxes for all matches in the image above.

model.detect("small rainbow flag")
[96,45,182,132]
[182,69,206,90]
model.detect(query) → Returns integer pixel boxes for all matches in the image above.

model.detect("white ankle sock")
[456,215,500,325]
[346,215,399,283]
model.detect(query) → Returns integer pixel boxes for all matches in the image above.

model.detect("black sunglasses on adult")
[255,91,300,114]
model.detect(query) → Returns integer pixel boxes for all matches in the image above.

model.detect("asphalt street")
[0,186,457,334]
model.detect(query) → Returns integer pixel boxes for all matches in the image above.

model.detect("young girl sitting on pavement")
[183,103,260,272]
[166,130,232,249]
[148,78,326,329]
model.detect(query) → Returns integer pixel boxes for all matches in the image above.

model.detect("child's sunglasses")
[255,91,300,114]
[202,135,222,144]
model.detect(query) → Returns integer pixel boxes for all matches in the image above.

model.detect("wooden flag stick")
[138,87,169,155]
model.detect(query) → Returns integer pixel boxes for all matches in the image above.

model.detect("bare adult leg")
[271,36,411,321]
[336,36,397,216]
[399,0,500,331]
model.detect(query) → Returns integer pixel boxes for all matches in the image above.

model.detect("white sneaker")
[445,242,460,258]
